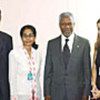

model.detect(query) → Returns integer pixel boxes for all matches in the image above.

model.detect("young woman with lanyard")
[9,25,41,100]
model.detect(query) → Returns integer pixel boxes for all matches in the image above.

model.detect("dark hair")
[20,25,38,49]
[97,19,100,24]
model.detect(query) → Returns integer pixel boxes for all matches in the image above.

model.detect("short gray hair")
[59,12,75,24]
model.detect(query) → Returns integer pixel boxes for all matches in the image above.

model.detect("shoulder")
[9,50,16,60]
[0,31,12,44]
[0,31,12,39]
[33,47,41,57]
[9,47,22,58]
[76,35,90,45]
[48,35,61,45]
[76,35,89,42]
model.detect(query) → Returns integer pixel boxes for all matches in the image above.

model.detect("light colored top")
[61,32,75,53]
[9,46,41,100]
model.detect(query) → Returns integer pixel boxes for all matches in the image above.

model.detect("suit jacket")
[0,31,13,100]
[44,34,91,100]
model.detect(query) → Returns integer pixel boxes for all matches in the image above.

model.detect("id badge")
[27,72,33,80]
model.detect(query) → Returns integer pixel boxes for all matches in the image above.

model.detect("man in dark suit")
[44,12,91,100]
[0,9,13,100]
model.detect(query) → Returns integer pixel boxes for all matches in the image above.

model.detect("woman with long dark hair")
[92,19,100,99]
[9,25,41,100]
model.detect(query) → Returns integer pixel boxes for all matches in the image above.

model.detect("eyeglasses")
[22,34,34,38]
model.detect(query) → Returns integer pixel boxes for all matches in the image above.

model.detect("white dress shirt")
[61,32,75,53]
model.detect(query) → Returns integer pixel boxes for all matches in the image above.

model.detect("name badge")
[27,72,33,80]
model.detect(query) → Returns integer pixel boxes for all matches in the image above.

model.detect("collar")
[61,32,75,51]
[61,32,74,41]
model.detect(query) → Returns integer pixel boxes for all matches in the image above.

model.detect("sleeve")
[44,41,53,96]
[83,40,91,96]
[7,36,13,53]
[9,51,18,100]
[7,36,13,80]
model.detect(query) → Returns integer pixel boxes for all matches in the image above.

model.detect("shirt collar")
[61,32,74,42]
[61,32,75,51]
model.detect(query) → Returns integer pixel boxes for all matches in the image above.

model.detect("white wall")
[0,0,100,99]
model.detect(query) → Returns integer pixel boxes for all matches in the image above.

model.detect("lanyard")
[22,47,37,100]
[22,47,35,72]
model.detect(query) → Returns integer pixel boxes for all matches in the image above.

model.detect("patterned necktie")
[63,39,70,69]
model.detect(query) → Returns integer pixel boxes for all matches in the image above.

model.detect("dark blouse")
[96,46,100,89]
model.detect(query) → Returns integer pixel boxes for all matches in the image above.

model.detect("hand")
[82,96,88,100]
[91,84,98,93]
[91,84,98,99]
[44,95,51,100]
[95,90,100,99]
[92,90,100,99]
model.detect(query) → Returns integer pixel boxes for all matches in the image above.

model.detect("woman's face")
[22,29,35,47]
[97,23,100,35]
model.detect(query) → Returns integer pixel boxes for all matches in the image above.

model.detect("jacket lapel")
[68,34,80,67]
[57,35,65,70]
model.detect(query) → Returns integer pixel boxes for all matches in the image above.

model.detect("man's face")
[59,16,75,37]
